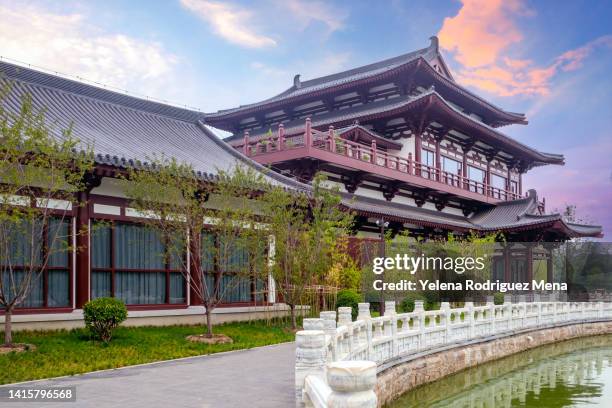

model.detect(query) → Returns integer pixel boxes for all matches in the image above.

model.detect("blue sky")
[0,0,610,235]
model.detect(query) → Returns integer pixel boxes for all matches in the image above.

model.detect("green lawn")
[0,320,295,385]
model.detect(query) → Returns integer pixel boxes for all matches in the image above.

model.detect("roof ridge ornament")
[429,36,439,52]
[293,74,301,89]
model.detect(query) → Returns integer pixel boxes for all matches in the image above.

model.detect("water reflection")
[388,335,612,407]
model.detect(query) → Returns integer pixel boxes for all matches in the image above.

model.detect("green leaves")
[83,297,128,343]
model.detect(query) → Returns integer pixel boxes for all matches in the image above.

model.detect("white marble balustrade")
[295,299,612,407]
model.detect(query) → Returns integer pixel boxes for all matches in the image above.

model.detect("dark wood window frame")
[1,217,74,313]
[90,219,187,308]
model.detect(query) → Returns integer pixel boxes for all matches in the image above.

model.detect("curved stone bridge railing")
[295,299,612,407]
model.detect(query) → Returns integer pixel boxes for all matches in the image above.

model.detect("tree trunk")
[290,304,297,329]
[205,306,213,338]
[4,307,13,347]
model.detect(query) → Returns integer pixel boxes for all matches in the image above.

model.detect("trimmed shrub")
[336,289,361,320]
[494,292,505,305]
[83,297,128,343]
[399,293,422,313]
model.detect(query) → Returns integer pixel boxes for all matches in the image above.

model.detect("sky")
[0,0,611,236]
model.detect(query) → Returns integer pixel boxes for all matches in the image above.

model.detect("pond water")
[387,335,612,407]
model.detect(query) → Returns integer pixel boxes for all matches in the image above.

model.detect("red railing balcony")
[235,120,539,207]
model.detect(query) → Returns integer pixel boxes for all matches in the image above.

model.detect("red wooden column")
[278,124,285,151]
[75,190,90,308]
[189,231,202,305]
[506,165,512,198]
[485,159,491,197]
[462,147,469,190]
[414,132,422,176]
[328,125,335,153]
[371,140,377,164]
[304,117,312,148]
[434,136,441,181]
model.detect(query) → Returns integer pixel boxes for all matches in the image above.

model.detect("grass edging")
[0,320,296,385]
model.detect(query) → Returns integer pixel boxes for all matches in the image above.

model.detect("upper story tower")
[205,37,564,217]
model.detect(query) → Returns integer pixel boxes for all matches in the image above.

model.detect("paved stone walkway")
[1,342,295,408]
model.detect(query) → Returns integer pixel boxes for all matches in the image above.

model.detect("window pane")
[115,224,164,269]
[468,166,485,182]
[221,275,251,303]
[169,273,186,304]
[115,271,165,304]
[491,174,507,190]
[1,219,41,266]
[442,157,461,174]
[48,218,70,268]
[48,269,70,307]
[421,149,435,166]
[2,269,44,308]
[203,273,215,298]
[91,271,111,299]
[91,223,111,269]
[220,240,248,273]
[201,231,215,271]
[255,278,266,302]
[168,234,185,270]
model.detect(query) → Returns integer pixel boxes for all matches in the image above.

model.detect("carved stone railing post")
[337,307,353,358]
[357,303,373,360]
[327,361,377,408]
[465,301,474,338]
[440,301,451,342]
[486,296,495,334]
[321,311,338,361]
[357,303,371,321]
[295,330,327,406]
[384,301,397,355]
[338,307,353,326]
[414,300,425,349]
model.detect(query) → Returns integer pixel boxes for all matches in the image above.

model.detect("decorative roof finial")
[293,74,301,89]
[429,36,439,52]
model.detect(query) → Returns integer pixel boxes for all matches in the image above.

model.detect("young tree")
[262,174,353,329]
[125,160,269,338]
[0,87,93,346]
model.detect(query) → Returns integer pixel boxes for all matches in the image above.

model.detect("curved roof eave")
[205,56,527,126]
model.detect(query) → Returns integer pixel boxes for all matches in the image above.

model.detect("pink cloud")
[438,0,612,97]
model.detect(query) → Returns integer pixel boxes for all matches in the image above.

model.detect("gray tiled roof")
[342,189,602,237]
[207,47,433,118]
[0,61,309,190]
[206,37,526,123]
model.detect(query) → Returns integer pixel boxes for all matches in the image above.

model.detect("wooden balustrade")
[235,125,526,204]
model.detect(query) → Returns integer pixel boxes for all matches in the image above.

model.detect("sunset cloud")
[438,0,612,96]
[180,0,277,48]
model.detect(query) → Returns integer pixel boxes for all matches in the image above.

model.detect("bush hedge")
[83,297,128,343]
[336,289,361,320]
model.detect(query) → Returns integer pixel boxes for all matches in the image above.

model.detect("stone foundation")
[376,321,612,407]
[1,304,307,332]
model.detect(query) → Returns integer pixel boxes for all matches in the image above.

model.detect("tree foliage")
[124,159,269,337]
[0,84,93,346]
[261,174,354,328]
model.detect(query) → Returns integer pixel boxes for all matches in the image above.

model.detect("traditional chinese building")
[206,37,602,242]
[0,60,312,328]
[0,36,604,328]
